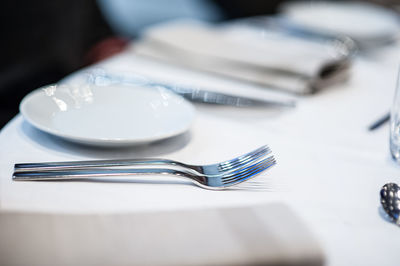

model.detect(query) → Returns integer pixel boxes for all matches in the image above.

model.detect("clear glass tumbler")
[390,68,400,162]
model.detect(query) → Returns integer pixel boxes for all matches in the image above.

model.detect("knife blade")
[95,73,296,107]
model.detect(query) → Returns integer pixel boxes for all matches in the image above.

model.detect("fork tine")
[221,156,275,182]
[218,145,270,171]
[222,162,275,187]
[221,157,276,186]
[222,159,276,187]
[219,145,269,169]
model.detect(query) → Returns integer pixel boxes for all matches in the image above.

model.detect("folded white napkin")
[134,20,351,94]
[0,203,324,266]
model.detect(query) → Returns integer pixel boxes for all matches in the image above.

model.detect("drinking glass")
[390,67,400,162]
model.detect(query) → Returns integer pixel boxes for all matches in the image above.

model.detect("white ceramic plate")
[281,1,400,43]
[20,83,196,146]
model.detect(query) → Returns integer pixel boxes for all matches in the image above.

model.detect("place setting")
[10,2,364,191]
[12,26,312,189]
[13,67,284,190]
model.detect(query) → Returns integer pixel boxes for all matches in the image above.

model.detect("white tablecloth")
[1,45,400,265]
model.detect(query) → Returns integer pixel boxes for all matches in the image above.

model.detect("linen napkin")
[133,20,351,94]
[0,203,324,266]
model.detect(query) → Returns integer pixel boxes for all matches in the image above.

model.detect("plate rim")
[280,1,400,40]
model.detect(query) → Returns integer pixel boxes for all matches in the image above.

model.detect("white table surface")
[1,45,400,266]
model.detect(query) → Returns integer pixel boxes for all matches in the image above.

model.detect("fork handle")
[14,159,195,173]
[13,168,204,183]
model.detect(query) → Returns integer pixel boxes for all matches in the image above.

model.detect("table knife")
[95,73,296,107]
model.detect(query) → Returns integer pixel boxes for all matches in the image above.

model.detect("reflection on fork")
[14,146,271,177]
[13,145,276,190]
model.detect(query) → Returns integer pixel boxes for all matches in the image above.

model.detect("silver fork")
[12,155,276,190]
[14,145,271,177]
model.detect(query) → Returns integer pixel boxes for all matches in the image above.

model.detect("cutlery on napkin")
[133,20,351,95]
[0,203,324,266]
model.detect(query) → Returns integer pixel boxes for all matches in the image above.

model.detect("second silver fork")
[13,155,276,190]
[14,145,271,177]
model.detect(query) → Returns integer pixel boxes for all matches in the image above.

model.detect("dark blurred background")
[0,0,398,129]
